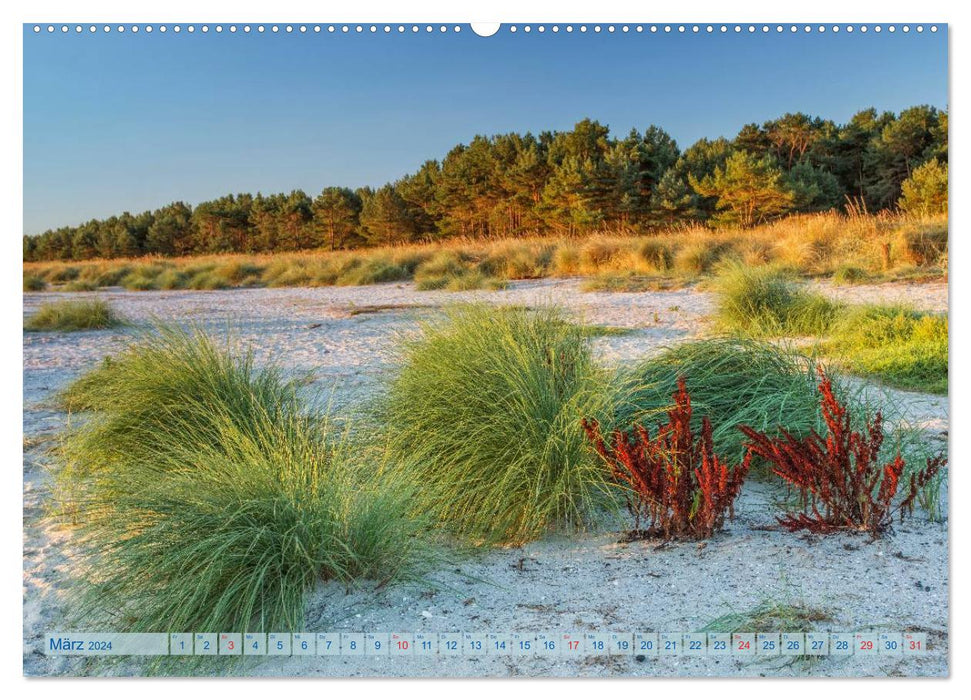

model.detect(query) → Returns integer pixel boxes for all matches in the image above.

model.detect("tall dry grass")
[24,212,947,293]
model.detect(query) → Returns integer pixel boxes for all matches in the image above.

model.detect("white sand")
[22,279,949,677]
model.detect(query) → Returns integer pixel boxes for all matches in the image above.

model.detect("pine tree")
[865,106,943,209]
[690,151,795,227]
[312,187,362,250]
[22,106,949,261]
[146,202,193,255]
[359,185,416,245]
[786,162,844,212]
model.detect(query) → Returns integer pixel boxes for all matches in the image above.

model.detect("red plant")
[583,377,751,540]
[740,370,946,537]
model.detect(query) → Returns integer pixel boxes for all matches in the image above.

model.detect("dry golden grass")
[23,212,947,292]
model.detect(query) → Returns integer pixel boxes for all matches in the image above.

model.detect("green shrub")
[702,599,833,633]
[413,276,447,291]
[57,327,430,635]
[712,263,841,337]
[24,299,125,332]
[382,304,615,544]
[898,159,948,217]
[616,336,941,505]
[616,338,828,466]
[23,275,46,291]
[740,239,773,267]
[823,305,948,394]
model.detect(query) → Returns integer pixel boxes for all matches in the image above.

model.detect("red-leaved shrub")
[740,370,945,537]
[583,377,751,540]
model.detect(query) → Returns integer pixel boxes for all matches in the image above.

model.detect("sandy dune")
[22,278,949,677]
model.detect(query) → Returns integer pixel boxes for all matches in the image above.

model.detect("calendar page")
[20,8,950,682]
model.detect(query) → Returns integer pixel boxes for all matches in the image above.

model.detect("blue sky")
[23,25,948,234]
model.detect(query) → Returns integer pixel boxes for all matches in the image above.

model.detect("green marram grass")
[615,338,829,467]
[335,258,414,286]
[616,337,944,505]
[56,326,431,638]
[712,263,842,338]
[382,304,617,545]
[831,264,870,285]
[58,326,306,467]
[62,280,98,292]
[712,262,947,393]
[821,304,948,394]
[700,599,833,633]
[24,274,46,291]
[413,251,505,291]
[579,272,683,293]
[24,299,126,332]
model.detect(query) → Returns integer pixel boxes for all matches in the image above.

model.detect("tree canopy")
[23,105,948,262]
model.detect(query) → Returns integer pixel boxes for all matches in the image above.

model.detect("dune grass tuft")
[712,263,842,337]
[120,265,166,290]
[712,263,946,393]
[615,338,828,467]
[615,337,944,509]
[832,265,870,285]
[580,272,683,293]
[24,274,46,291]
[62,280,98,292]
[701,599,833,633]
[382,304,616,544]
[822,305,948,394]
[24,299,125,332]
[56,327,431,635]
[336,258,412,286]
[412,252,505,291]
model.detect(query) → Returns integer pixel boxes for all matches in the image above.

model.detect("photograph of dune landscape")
[21,19,950,679]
